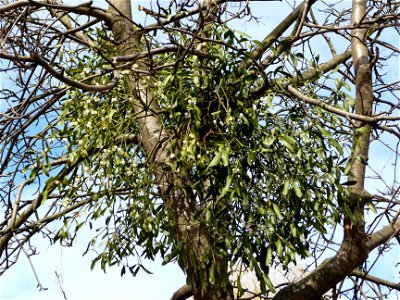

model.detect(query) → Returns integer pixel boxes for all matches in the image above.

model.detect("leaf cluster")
[52,23,349,288]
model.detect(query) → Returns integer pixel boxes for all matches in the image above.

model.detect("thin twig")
[14,233,48,291]
[55,270,68,300]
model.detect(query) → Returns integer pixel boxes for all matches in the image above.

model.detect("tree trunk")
[107,1,233,299]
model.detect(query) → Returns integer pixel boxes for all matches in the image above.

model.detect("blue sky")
[0,223,187,300]
[0,1,398,299]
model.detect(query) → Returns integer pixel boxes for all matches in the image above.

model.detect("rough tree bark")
[273,0,374,299]
[107,1,233,299]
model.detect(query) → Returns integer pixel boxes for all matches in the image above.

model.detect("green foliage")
[51,24,349,290]
[50,32,174,271]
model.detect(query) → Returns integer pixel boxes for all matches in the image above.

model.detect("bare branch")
[366,218,400,251]
[248,0,317,64]
[171,284,193,300]
[351,269,400,291]
[32,52,120,92]
[286,85,400,123]
[10,178,34,230]
[0,0,112,23]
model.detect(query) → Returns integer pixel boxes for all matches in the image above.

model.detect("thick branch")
[254,50,352,97]
[242,0,317,70]
[272,240,368,300]
[273,2,378,299]
[0,0,111,24]
[10,178,34,230]
[366,218,400,250]
[46,0,97,48]
[351,269,400,291]
[348,0,373,193]
[171,284,193,300]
